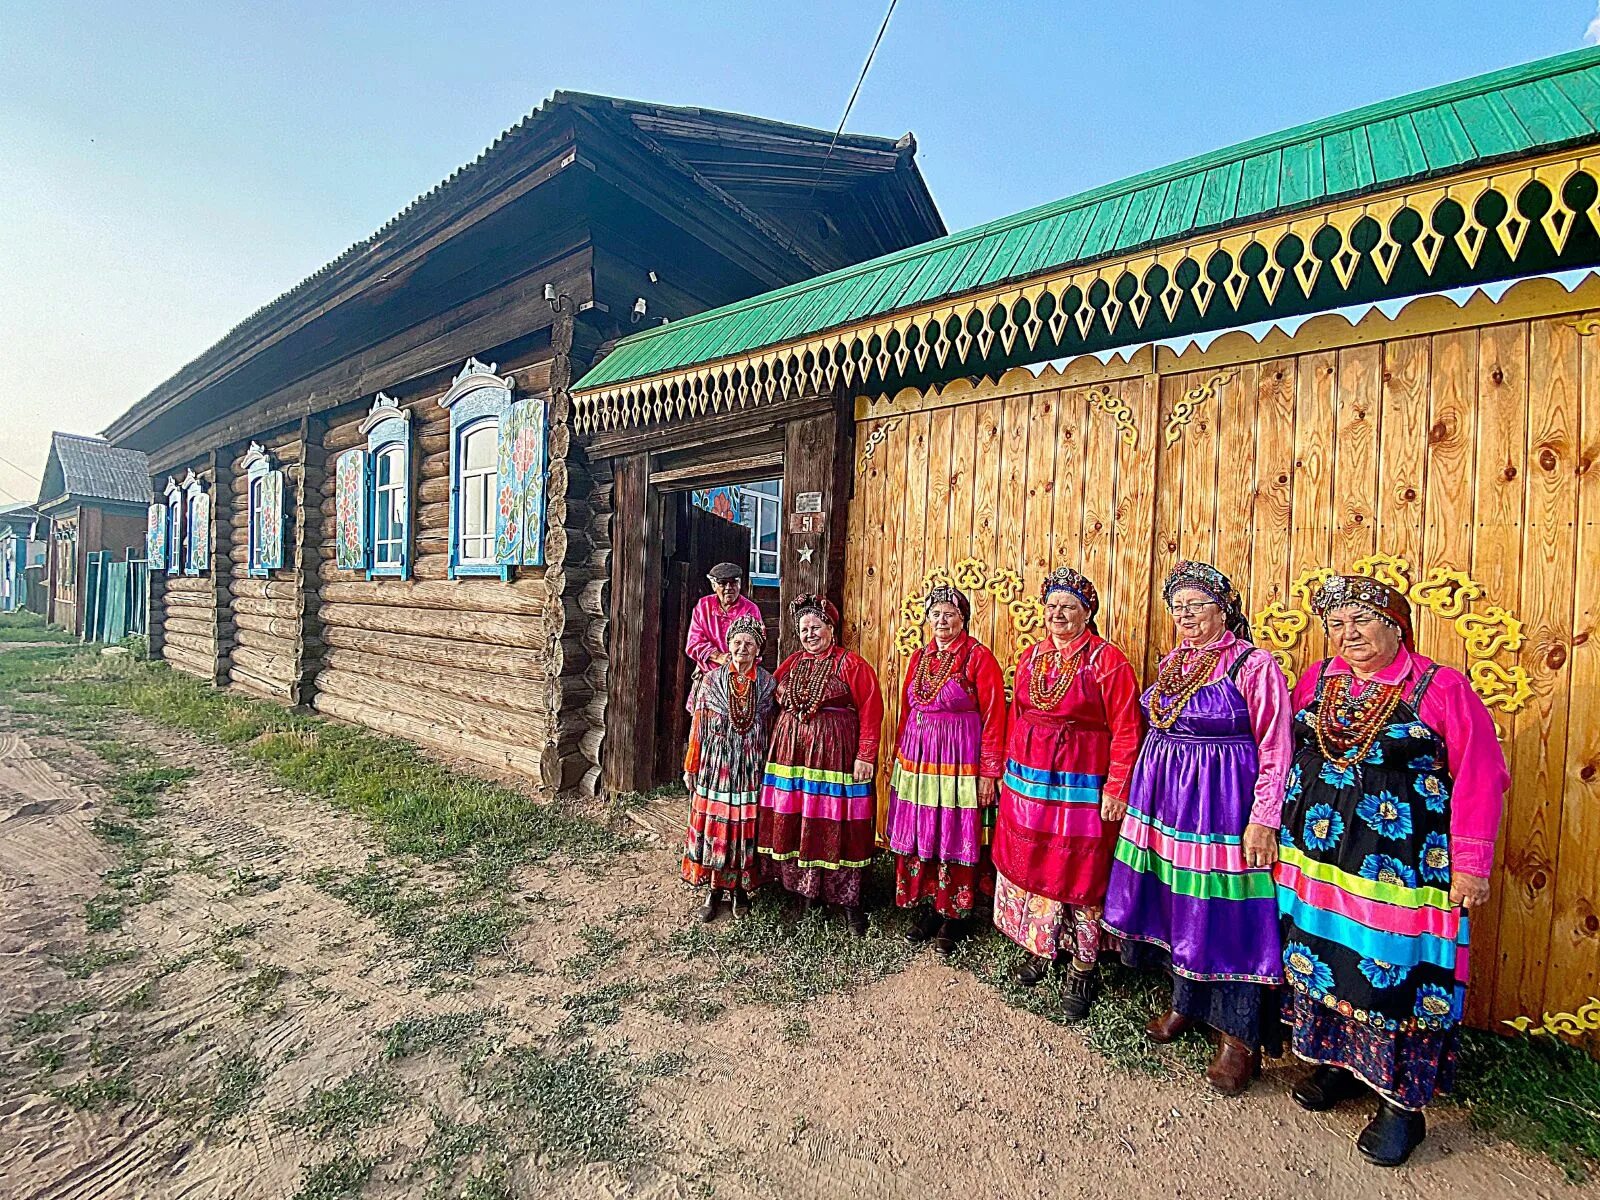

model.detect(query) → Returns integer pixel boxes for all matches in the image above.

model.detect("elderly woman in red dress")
[991,568,1142,1019]
[884,585,1007,955]
[756,594,883,935]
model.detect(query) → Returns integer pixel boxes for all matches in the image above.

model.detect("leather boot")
[1357,1099,1426,1167]
[698,888,725,923]
[904,907,941,945]
[1205,1033,1259,1095]
[1014,954,1052,987]
[1060,964,1100,1023]
[1292,1064,1369,1112]
[1144,1009,1193,1043]
[844,906,868,937]
[930,918,963,956]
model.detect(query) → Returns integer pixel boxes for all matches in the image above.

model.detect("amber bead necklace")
[911,639,964,706]
[786,651,837,720]
[727,666,758,732]
[1147,642,1226,730]
[1314,672,1403,765]
[1028,639,1086,711]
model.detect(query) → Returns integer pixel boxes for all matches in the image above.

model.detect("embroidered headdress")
[727,614,767,647]
[789,593,840,627]
[707,561,744,583]
[1041,566,1101,636]
[923,584,971,624]
[1162,560,1252,642]
[1312,574,1415,649]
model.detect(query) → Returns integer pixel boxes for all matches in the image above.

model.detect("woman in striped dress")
[682,615,777,922]
[1277,575,1508,1166]
[991,568,1142,1019]
[884,585,1007,955]
[757,594,883,935]
[1103,560,1292,1095]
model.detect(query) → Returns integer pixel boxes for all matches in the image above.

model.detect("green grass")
[380,1009,499,1062]
[50,1069,135,1111]
[209,1050,267,1127]
[294,1150,374,1200]
[56,944,139,979]
[278,1065,405,1140]
[559,982,645,1037]
[473,1041,648,1167]
[0,611,74,642]
[1454,1030,1600,1181]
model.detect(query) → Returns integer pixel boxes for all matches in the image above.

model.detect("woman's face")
[798,612,834,655]
[1169,585,1226,645]
[928,601,965,644]
[728,631,761,671]
[1326,605,1402,674]
[1045,591,1089,640]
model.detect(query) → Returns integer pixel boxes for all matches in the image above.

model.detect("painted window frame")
[742,479,783,587]
[361,393,412,579]
[241,442,281,579]
[181,470,209,576]
[163,477,184,577]
[439,358,513,581]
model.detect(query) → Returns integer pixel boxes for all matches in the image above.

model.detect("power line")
[0,450,42,484]
[807,0,900,197]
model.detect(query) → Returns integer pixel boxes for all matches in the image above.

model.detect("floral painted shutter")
[334,448,370,570]
[259,469,286,570]
[188,490,211,574]
[492,397,549,568]
[146,504,167,570]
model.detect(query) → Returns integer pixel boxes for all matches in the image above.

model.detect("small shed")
[0,504,45,615]
[36,433,151,637]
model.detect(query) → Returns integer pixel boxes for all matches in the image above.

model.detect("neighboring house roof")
[0,503,39,534]
[38,433,151,508]
[577,44,1600,394]
[103,91,944,453]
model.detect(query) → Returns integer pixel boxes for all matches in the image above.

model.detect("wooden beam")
[582,391,828,460]
[649,450,783,488]
[778,390,853,660]
[602,451,661,795]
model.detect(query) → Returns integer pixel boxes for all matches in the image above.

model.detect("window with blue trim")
[330,392,413,579]
[242,443,284,578]
[182,470,210,575]
[163,478,184,577]
[438,356,550,580]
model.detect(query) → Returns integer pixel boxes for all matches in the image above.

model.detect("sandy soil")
[0,707,1591,1200]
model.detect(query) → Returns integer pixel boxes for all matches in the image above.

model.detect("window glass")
[249,478,264,567]
[458,424,496,563]
[374,445,405,568]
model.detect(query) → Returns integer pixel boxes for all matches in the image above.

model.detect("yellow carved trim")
[1561,314,1600,335]
[857,417,901,469]
[892,562,1047,685]
[578,144,1600,434]
[1163,370,1236,446]
[1084,385,1140,448]
[1263,557,1530,713]
[1503,997,1600,1038]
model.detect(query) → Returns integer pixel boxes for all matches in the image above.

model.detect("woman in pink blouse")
[1276,574,1509,1168]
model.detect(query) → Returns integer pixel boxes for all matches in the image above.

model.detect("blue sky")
[2,1,1597,503]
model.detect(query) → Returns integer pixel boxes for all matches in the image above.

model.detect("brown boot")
[1205,1033,1260,1096]
[1144,1009,1192,1043]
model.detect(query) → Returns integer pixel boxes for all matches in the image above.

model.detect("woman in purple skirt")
[1103,560,1291,1094]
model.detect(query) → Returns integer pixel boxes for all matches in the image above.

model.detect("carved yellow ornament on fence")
[1251,554,1532,712]
[1502,996,1600,1038]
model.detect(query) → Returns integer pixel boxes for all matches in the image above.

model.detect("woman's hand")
[1451,872,1491,910]
[1242,823,1279,870]
[1100,794,1127,822]
[683,771,694,792]
[852,758,875,784]
[977,777,997,808]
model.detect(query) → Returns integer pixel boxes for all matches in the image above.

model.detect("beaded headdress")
[788,593,840,627]
[1041,566,1101,636]
[1162,560,1252,642]
[727,615,767,647]
[923,584,971,624]
[1312,574,1414,649]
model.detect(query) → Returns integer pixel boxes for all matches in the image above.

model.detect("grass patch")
[209,1050,267,1127]
[278,1065,405,1140]
[13,997,94,1037]
[561,922,628,980]
[663,890,916,1008]
[236,965,288,1017]
[404,1117,498,1198]
[779,1015,812,1045]
[474,1040,647,1167]
[294,1150,374,1200]
[51,1069,135,1111]
[0,611,74,642]
[645,974,728,1024]
[57,944,139,979]
[559,982,645,1036]
[1453,1030,1600,1181]
[380,1009,498,1062]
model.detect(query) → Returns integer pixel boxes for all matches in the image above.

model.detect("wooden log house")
[35,434,151,637]
[103,93,945,794]
[573,47,1600,1035]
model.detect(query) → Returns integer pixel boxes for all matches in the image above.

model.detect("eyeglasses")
[1168,601,1219,617]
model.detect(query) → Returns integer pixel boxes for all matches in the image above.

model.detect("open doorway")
[650,475,786,789]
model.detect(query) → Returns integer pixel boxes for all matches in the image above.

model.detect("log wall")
[149,459,223,682]
[843,308,1600,1034]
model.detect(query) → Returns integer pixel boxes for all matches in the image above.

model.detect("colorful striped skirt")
[682,708,768,893]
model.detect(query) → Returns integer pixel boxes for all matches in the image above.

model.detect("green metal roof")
[577,45,1600,393]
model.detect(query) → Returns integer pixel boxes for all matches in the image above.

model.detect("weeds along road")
[0,635,1594,1199]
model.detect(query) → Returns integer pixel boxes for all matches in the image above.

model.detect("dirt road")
[0,709,1588,1200]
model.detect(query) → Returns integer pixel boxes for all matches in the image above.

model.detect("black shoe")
[1292,1065,1368,1112]
[844,907,868,937]
[930,918,963,957]
[806,894,826,911]
[1060,964,1099,1022]
[1014,954,1052,987]
[731,888,750,916]
[699,889,725,923]
[904,907,941,945]
[1357,1099,1426,1167]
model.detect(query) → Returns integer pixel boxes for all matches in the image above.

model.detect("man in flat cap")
[685,562,765,707]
